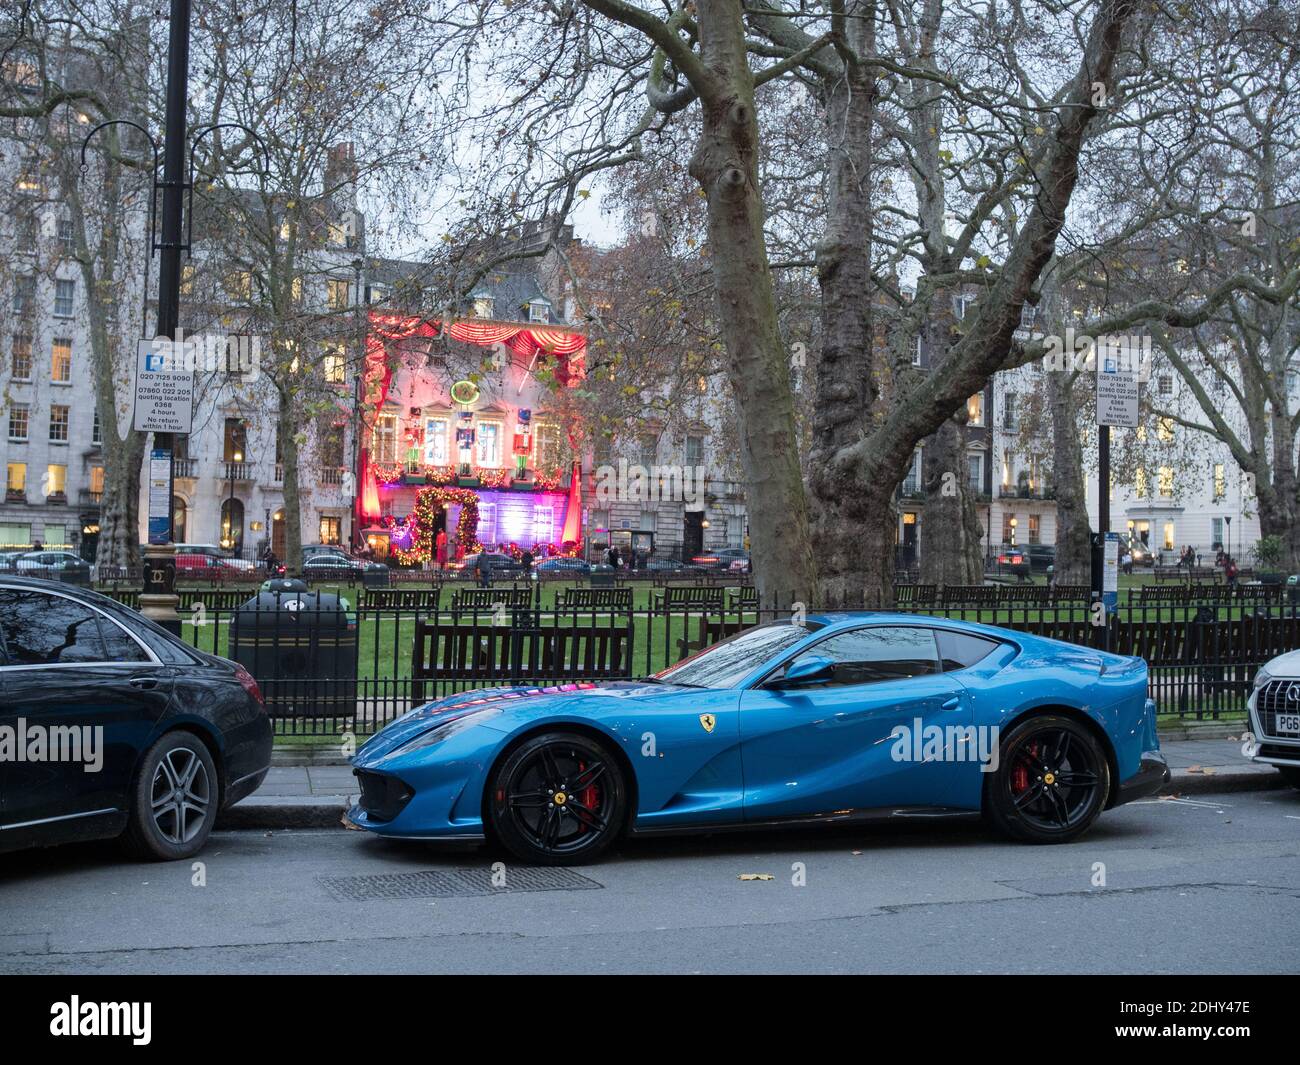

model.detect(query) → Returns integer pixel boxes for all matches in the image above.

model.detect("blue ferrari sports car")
[348,613,1169,863]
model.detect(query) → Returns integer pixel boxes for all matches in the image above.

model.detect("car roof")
[801,610,1030,644]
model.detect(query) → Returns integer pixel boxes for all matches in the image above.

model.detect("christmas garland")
[392,486,482,564]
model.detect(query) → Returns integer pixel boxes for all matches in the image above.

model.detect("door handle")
[941,696,961,710]
[129,676,159,691]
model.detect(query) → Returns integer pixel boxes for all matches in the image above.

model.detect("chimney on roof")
[325,143,357,213]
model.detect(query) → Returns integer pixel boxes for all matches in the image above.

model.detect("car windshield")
[651,621,822,689]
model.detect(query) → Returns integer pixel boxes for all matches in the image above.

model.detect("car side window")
[783,626,940,687]
[936,630,1002,671]
[96,616,151,663]
[0,589,108,665]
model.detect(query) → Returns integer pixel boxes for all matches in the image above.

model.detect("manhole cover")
[318,867,603,902]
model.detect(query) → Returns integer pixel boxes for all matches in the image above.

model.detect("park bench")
[554,587,634,615]
[652,584,726,613]
[410,618,634,702]
[364,587,442,611]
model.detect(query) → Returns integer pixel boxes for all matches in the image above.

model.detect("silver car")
[1247,651,1300,790]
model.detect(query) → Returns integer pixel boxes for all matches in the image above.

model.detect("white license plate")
[1277,713,1300,735]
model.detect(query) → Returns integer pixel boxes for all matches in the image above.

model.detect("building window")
[220,499,244,551]
[1213,463,1225,501]
[57,217,74,255]
[319,516,342,545]
[1158,466,1174,498]
[966,393,984,426]
[1020,303,1036,328]
[532,505,553,543]
[0,522,32,547]
[12,275,35,315]
[323,346,347,384]
[528,300,549,323]
[477,500,496,544]
[90,466,104,494]
[45,463,67,498]
[1028,514,1041,544]
[181,264,196,296]
[535,423,561,471]
[476,420,502,467]
[16,162,41,192]
[1157,416,1174,443]
[967,451,983,492]
[51,338,72,382]
[92,410,102,445]
[1002,513,1017,545]
[17,210,38,250]
[53,279,75,317]
[326,278,351,311]
[1211,517,1224,549]
[1003,392,1017,429]
[903,449,922,495]
[1157,375,1172,395]
[6,462,26,494]
[223,417,248,463]
[911,336,922,366]
[8,405,29,441]
[423,417,448,466]
[328,222,347,246]
[1163,521,1175,551]
[685,434,705,468]
[48,405,69,442]
[473,296,495,319]
[372,413,398,464]
[11,333,33,380]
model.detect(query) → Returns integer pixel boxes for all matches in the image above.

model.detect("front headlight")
[1253,666,1273,689]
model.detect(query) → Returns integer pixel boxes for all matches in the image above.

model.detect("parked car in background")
[645,558,684,573]
[1025,544,1055,573]
[0,576,272,859]
[175,553,229,578]
[0,550,28,572]
[302,544,350,561]
[301,553,390,583]
[14,550,92,585]
[691,548,749,571]
[1247,651,1300,790]
[535,557,591,576]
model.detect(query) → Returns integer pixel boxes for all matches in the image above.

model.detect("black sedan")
[0,576,272,860]
[14,550,92,585]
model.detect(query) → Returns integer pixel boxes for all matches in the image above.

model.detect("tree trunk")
[1049,369,1092,584]
[278,400,305,574]
[919,417,984,586]
[96,433,146,573]
[805,6,884,606]
[1258,406,1299,571]
[688,0,816,604]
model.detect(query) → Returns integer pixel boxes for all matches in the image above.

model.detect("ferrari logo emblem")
[699,713,716,734]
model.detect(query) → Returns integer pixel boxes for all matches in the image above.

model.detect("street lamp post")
[350,257,365,551]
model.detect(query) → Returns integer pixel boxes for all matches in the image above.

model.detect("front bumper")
[1112,751,1170,806]
[1247,683,1300,767]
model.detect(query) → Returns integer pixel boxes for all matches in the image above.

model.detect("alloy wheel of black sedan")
[985,715,1110,843]
[489,732,626,865]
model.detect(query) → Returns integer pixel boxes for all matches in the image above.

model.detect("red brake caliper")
[1011,742,1036,794]
[578,761,600,833]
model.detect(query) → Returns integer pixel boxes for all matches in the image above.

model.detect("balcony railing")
[221,461,253,481]
[173,458,197,478]
[5,489,27,503]
[321,467,346,486]
[78,489,102,506]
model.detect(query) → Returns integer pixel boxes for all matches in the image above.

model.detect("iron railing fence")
[88,579,1300,736]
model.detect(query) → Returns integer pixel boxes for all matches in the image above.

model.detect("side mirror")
[775,655,835,687]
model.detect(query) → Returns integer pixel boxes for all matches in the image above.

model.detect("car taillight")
[233,664,266,710]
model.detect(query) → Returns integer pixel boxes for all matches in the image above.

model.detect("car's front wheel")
[984,715,1110,844]
[488,732,627,865]
[121,731,219,860]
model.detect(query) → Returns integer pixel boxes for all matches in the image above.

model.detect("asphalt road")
[2,788,1298,974]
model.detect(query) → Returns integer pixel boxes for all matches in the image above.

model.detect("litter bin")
[231,589,357,717]
[590,563,616,588]
[261,577,309,594]
[361,563,390,589]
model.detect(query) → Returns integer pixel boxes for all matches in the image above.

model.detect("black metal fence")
[87,579,1300,737]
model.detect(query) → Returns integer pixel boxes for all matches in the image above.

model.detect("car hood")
[1265,648,1300,677]
[354,680,684,763]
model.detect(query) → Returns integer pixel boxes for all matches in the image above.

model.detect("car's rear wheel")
[984,715,1110,844]
[1278,766,1300,790]
[488,732,626,865]
[121,731,219,861]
